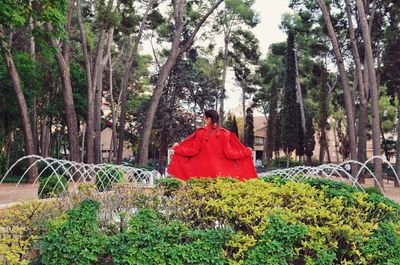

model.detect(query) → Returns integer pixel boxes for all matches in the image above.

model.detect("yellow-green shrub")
[0,199,65,264]
[171,178,400,264]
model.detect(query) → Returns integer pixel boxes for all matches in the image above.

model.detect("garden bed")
[1,177,400,264]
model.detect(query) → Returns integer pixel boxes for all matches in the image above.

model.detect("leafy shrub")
[271,157,302,168]
[0,200,64,264]
[96,166,124,192]
[38,174,68,198]
[266,157,321,169]
[171,177,400,264]
[362,221,400,264]
[0,176,29,183]
[244,215,307,265]
[107,208,230,265]
[40,199,104,265]
[155,177,184,196]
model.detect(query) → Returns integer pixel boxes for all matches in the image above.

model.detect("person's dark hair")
[205,109,219,125]
[204,109,220,140]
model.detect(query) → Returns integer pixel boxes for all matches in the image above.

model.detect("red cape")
[167,125,257,181]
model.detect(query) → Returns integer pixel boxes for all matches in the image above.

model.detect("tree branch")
[180,0,224,54]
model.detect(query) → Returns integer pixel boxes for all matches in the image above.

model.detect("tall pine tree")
[244,107,254,148]
[281,30,299,167]
[225,112,239,136]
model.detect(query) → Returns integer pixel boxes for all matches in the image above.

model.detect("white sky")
[225,0,291,114]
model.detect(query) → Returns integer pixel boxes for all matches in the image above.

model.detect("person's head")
[204,109,219,126]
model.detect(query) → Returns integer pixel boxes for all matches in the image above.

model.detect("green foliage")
[244,107,254,148]
[96,165,124,192]
[40,199,104,265]
[172,177,400,264]
[0,200,63,265]
[269,156,321,168]
[362,222,400,264]
[38,175,68,199]
[155,177,184,196]
[281,30,299,154]
[244,215,307,265]
[304,178,400,221]
[107,208,230,265]
[225,112,239,136]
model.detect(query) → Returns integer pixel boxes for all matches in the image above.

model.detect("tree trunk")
[395,98,400,187]
[219,34,230,125]
[116,0,156,164]
[316,0,357,161]
[92,29,109,164]
[333,121,340,162]
[319,132,326,163]
[47,0,80,162]
[355,0,383,188]
[357,104,367,183]
[345,0,368,184]
[77,0,94,163]
[108,55,118,163]
[32,97,39,154]
[54,53,80,162]
[2,42,37,183]
[138,0,224,166]
[294,44,306,133]
[40,116,51,157]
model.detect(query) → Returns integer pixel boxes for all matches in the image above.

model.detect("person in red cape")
[167,109,257,181]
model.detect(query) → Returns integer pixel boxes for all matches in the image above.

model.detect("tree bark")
[395,98,400,187]
[138,0,224,166]
[265,81,277,164]
[77,0,94,163]
[92,32,106,164]
[355,0,383,187]
[220,34,230,125]
[28,7,40,155]
[47,0,80,162]
[345,0,369,179]
[1,35,37,183]
[294,44,306,134]
[116,0,156,164]
[315,0,357,161]
[108,54,118,163]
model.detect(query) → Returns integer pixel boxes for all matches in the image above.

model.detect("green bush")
[96,165,124,192]
[155,177,184,196]
[171,177,400,264]
[38,174,68,198]
[107,208,230,265]
[244,215,308,265]
[40,199,105,265]
[362,221,400,264]
[267,157,321,169]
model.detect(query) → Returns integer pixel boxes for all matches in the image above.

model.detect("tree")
[382,0,400,186]
[355,0,383,186]
[137,0,224,166]
[244,107,254,148]
[230,29,260,124]
[47,0,81,162]
[281,30,299,167]
[212,0,258,124]
[0,0,67,180]
[304,109,316,165]
[314,0,357,162]
[116,0,158,164]
[253,42,286,164]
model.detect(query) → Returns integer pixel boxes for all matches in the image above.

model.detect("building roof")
[254,116,267,131]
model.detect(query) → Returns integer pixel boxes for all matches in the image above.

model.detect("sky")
[225,0,291,114]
